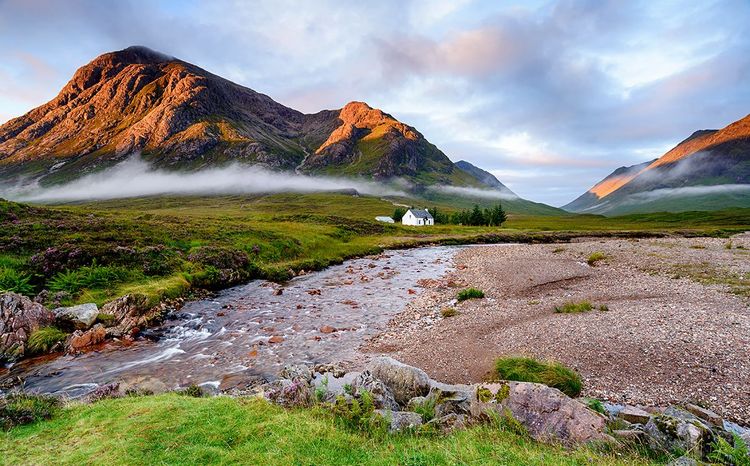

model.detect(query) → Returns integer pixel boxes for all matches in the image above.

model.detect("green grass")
[0,394,654,465]
[587,252,607,266]
[495,357,583,398]
[1,194,749,311]
[457,287,485,301]
[440,307,459,317]
[555,301,594,313]
[26,327,68,354]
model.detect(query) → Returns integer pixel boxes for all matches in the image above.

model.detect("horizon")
[1,0,749,206]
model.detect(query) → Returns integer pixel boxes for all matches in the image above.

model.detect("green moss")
[495,384,510,403]
[587,252,607,266]
[495,356,583,398]
[476,386,494,403]
[554,301,594,313]
[457,288,485,301]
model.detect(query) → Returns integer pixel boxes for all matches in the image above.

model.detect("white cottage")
[402,208,434,226]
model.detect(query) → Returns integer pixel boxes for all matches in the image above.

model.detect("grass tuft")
[26,327,68,354]
[457,288,485,301]
[441,307,458,318]
[495,356,583,397]
[554,301,593,313]
[1,393,60,430]
[587,252,607,266]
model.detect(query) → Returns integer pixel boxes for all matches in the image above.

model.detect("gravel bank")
[365,234,750,424]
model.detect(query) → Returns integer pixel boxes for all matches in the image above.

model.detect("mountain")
[454,160,516,196]
[563,114,750,215]
[0,46,484,191]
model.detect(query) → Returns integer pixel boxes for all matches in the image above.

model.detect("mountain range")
[0,46,531,205]
[564,114,750,215]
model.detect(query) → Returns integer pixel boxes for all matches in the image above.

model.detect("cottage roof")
[408,209,433,219]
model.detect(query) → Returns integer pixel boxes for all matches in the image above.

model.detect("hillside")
[564,114,750,215]
[0,46,504,198]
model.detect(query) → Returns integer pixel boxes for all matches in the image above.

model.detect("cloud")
[0,0,749,206]
[428,185,518,200]
[2,156,407,202]
[622,184,750,205]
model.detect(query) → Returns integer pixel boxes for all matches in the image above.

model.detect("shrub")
[457,288,484,301]
[410,396,437,422]
[178,384,205,398]
[0,392,61,430]
[27,327,68,354]
[708,434,750,466]
[582,398,606,415]
[555,301,594,313]
[0,267,34,296]
[495,356,583,397]
[48,265,134,295]
[587,252,607,266]
[330,390,386,434]
[441,307,458,318]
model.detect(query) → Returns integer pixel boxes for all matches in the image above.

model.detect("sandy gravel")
[365,234,750,424]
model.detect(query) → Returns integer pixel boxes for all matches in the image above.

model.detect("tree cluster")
[392,204,506,227]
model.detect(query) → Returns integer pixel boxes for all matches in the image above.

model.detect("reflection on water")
[1,246,459,397]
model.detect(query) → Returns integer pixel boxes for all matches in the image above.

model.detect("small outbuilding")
[375,216,395,223]
[402,208,434,226]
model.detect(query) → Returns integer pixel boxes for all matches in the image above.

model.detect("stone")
[618,405,652,424]
[427,413,468,434]
[118,375,169,396]
[643,414,713,457]
[53,303,99,330]
[66,324,106,353]
[265,379,313,407]
[685,404,722,427]
[351,370,399,410]
[319,325,337,334]
[373,409,423,432]
[219,371,269,393]
[280,364,313,383]
[366,357,431,405]
[101,294,152,337]
[0,292,55,361]
[496,381,610,445]
[428,384,474,417]
[268,335,284,344]
[666,457,699,466]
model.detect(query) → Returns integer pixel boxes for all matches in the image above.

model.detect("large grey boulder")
[0,292,55,361]
[477,381,610,446]
[618,405,652,424]
[351,370,399,410]
[101,294,152,337]
[366,357,431,405]
[373,409,423,432]
[643,414,713,457]
[54,303,98,330]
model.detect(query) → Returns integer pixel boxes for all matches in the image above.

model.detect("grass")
[441,307,459,317]
[1,194,749,312]
[587,251,607,266]
[670,262,750,298]
[457,288,485,301]
[26,327,68,354]
[0,393,60,431]
[494,357,583,398]
[0,394,655,465]
[555,301,594,313]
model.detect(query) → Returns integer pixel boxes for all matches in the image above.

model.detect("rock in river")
[53,303,98,330]
[0,292,55,361]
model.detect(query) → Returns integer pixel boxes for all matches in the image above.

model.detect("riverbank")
[367,234,750,424]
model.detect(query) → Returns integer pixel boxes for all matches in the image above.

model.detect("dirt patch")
[365,234,750,424]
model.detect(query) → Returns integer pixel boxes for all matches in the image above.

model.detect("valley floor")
[367,234,750,424]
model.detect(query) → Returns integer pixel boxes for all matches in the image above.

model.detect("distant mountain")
[0,46,482,190]
[455,160,516,196]
[563,114,750,215]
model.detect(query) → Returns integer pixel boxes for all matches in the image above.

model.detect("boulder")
[427,413,468,434]
[65,324,106,353]
[118,375,169,396]
[264,379,314,407]
[101,294,152,337]
[0,292,55,361]
[366,357,430,405]
[218,371,269,394]
[280,364,313,383]
[685,404,722,427]
[373,409,423,432]
[351,370,399,410]
[492,381,609,445]
[643,414,713,457]
[428,383,474,418]
[53,303,98,330]
[618,405,652,424]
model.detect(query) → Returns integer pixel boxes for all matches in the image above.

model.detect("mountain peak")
[104,46,175,65]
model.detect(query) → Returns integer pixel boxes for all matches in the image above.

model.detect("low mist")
[2,157,409,202]
[623,184,750,204]
[427,185,518,200]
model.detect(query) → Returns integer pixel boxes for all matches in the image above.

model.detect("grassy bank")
[0,394,654,465]
[2,194,749,309]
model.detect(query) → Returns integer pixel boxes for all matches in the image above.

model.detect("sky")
[1,0,749,206]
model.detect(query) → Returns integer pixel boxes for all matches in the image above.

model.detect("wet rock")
[53,303,98,330]
[366,357,430,405]
[0,292,55,361]
[314,362,347,378]
[137,328,164,342]
[102,294,152,337]
[351,370,399,410]
[218,371,269,393]
[618,405,652,424]
[373,409,422,432]
[495,382,610,446]
[280,365,313,383]
[643,414,713,457]
[119,375,169,396]
[685,404,722,427]
[66,324,106,353]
